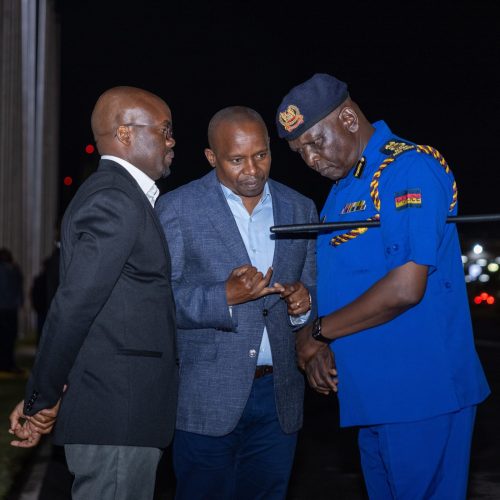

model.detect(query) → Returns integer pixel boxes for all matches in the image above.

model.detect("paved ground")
[5,315,500,500]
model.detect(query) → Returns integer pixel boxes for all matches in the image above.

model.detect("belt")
[254,365,273,379]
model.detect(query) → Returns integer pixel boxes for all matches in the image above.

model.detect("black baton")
[270,214,500,234]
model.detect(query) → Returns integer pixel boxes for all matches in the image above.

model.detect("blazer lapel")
[269,180,295,277]
[264,180,295,309]
[202,171,250,263]
[98,160,172,262]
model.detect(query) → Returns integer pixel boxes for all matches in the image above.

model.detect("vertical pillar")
[0,0,60,337]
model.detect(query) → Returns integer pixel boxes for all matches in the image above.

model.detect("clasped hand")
[9,399,61,448]
[304,346,338,395]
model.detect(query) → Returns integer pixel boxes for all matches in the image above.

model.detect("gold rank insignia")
[380,139,416,157]
[341,200,367,214]
[279,105,304,132]
[353,156,366,178]
[395,189,422,210]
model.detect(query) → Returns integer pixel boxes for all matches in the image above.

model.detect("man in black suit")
[8,86,178,500]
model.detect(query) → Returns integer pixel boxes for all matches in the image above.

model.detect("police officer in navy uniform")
[276,73,490,499]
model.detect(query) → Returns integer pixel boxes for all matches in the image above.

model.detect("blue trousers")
[173,374,297,500]
[358,405,477,500]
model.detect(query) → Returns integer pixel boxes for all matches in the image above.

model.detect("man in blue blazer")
[9,87,178,500]
[156,106,320,500]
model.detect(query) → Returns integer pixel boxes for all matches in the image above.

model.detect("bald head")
[90,86,175,180]
[91,86,168,152]
[207,106,267,151]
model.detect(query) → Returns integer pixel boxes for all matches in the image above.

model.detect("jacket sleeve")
[155,195,235,332]
[24,188,141,414]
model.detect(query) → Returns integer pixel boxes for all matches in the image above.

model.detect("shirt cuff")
[290,309,311,325]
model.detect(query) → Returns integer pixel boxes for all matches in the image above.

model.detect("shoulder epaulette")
[380,139,416,157]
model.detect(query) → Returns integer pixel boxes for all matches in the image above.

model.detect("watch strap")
[311,316,332,344]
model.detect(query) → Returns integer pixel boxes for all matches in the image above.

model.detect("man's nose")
[243,159,257,174]
[166,136,175,148]
[303,149,318,168]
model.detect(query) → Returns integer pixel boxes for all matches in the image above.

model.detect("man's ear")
[116,125,132,145]
[339,107,359,133]
[204,148,216,168]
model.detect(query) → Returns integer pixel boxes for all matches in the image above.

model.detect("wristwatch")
[310,316,332,344]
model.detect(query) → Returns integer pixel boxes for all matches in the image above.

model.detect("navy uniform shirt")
[317,121,490,427]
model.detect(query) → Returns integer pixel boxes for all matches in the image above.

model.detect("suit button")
[249,349,257,358]
[262,309,268,316]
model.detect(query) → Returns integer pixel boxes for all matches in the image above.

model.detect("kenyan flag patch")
[395,189,422,210]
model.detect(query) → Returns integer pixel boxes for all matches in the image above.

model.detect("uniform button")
[386,244,399,254]
[249,349,257,358]
[445,281,452,289]
[262,309,268,316]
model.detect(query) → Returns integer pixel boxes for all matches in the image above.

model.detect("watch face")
[311,318,331,344]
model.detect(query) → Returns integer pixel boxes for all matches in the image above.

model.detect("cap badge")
[279,105,304,132]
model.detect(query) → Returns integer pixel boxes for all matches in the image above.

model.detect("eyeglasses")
[121,122,174,140]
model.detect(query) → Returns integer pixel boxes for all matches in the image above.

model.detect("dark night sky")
[58,1,499,237]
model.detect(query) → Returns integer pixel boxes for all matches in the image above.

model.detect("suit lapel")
[202,171,250,263]
[98,160,172,262]
[263,181,294,309]
[269,180,294,279]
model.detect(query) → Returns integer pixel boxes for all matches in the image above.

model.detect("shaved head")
[207,106,267,151]
[91,86,167,152]
[90,86,175,180]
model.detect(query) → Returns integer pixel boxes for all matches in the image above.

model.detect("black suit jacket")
[24,160,178,448]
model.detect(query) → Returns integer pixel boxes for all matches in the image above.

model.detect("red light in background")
[63,176,73,186]
[474,293,496,305]
[85,144,95,154]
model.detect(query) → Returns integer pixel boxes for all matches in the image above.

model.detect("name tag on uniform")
[341,200,366,214]
[395,189,422,210]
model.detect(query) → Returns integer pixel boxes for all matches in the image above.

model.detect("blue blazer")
[156,170,317,435]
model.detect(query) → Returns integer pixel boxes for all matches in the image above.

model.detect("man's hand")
[9,400,41,448]
[305,347,338,395]
[275,281,310,315]
[226,265,284,305]
[295,322,325,370]
[9,399,61,448]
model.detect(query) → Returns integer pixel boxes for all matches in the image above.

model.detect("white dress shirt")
[101,155,159,206]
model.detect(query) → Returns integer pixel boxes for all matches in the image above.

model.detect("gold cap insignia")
[279,105,304,132]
